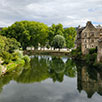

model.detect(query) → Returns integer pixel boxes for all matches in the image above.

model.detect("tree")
[0,35,20,53]
[64,27,77,49]
[52,35,66,51]
[0,21,48,50]
[48,24,64,47]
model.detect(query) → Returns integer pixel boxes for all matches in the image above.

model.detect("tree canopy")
[0,21,48,50]
[64,27,77,49]
[0,21,77,50]
[52,35,66,50]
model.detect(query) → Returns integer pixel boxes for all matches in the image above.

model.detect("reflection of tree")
[15,56,49,83]
[77,65,102,98]
[0,66,24,93]
[49,57,65,82]
[0,55,77,94]
[65,59,76,78]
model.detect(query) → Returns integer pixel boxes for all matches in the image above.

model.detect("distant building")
[76,21,102,55]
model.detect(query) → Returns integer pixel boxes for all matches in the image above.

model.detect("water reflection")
[77,65,102,98]
[0,55,102,99]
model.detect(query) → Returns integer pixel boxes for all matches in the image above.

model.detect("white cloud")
[0,0,102,27]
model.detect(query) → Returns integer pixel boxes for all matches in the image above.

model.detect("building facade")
[76,21,102,55]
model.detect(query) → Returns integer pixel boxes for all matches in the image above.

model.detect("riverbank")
[0,51,30,77]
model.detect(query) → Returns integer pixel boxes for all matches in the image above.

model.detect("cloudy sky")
[0,0,102,27]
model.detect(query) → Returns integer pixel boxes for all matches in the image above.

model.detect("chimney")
[86,21,92,26]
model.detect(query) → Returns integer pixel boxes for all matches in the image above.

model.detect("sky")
[0,0,102,27]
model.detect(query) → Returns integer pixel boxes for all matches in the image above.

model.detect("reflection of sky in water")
[30,55,68,63]
[0,76,101,102]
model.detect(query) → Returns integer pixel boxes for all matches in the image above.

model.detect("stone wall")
[97,39,102,62]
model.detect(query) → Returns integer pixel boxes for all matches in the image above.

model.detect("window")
[84,40,87,43]
[90,32,94,36]
[84,32,87,37]
[85,44,87,48]
[91,39,94,43]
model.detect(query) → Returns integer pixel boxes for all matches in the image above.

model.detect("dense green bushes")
[0,35,30,75]
[71,47,82,59]
[71,47,97,65]
[89,48,97,54]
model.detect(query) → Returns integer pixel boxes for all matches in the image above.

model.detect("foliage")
[71,47,82,59]
[0,35,30,75]
[48,24,64,47]
[0,21,77,50]
[84,53,97,64]
[64,27,77,49]
[0,35,20,53]
[52,35,66,50]
[89,48,97,54]
[0,21,48,50]
[23,55,31,64]
[65,59,77,77]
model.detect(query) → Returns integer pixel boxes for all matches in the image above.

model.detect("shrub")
[84,53,97,64]
[71,47,82,59]
[89,48,97,54]
[23,55,30,63]
[13,50,23,58]
[0,51,12,64]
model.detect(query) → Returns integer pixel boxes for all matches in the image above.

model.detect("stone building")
[97,38,102,62]
[76,21,102,55]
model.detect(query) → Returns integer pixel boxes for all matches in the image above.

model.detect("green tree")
[52,35,66,51]
[64,27,77,49]
[0,21,48,50]
[0,35,20,53]
[48,24,64,47]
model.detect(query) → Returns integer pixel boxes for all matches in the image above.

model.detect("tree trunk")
[59,48,60,51]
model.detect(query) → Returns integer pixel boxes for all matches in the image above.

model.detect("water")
[0,55,102,102]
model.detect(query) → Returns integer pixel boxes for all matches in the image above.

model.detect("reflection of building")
[76,21,102,55]
[77,66,102,98]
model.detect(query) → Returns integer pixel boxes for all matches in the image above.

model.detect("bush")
[71,47,82,59]
[23,55,30,63]
[0,51,12,64]
[84,53,97,64]
[89,48,97,54]
[13,50,23,59]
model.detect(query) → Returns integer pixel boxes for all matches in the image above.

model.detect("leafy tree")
[0,35,20,53]
[0,21,48,50]
[64,27,77,49]
[52,35,66,50]
[48,24,64,47]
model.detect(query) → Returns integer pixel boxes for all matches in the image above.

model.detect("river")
[0,55,102,102]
